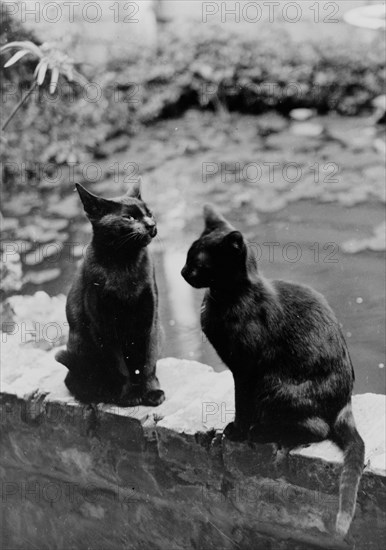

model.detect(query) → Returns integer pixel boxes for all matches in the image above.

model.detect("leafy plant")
[1,40,88,130]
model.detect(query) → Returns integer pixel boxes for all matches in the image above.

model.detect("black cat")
[181,205,365,537]
[56,181,165,407]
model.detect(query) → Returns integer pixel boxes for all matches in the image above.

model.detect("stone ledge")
[2,357,385,549]
[2,347,385,476]
[1,294,385,549]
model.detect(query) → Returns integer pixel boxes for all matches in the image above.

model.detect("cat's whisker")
[155,234,165,252]
[116,232,138,249]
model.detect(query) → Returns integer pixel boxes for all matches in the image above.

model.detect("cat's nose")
[144,217,157,236]
[181,266,193,281]
[144,217,155,228]
[143,218,157,237]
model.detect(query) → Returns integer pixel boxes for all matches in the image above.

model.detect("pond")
[2,110,385,395]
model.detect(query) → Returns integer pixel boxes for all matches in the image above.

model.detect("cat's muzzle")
[181,266,203,288]
[149,226,157,238]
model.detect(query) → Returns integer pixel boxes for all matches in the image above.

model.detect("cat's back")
[270,278,351,372]
[272,278,338,327]
[201,276,345,369]
[202,277,338,333]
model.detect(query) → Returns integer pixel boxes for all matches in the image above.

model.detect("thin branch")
[2,81,38,132]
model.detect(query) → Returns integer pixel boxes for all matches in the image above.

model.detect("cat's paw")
[247,424,266,443]
[142,389,165,407]
[223,422,248,442]
[116,385,143,407]
[118,395,143,407]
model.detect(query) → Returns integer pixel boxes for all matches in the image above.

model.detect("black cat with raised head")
[56,180,165,407]
[181,205,364,538]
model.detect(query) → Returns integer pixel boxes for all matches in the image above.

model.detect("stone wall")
[1,347,386,550]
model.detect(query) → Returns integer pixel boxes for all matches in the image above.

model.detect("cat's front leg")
[141,317,165,407]
[223,421,249,442]
[117,381,143,407]
[248,423,272,444]
[118,367,164,407]
[142,375,165,406]
[118,361,164,407]
[223,376,253,441]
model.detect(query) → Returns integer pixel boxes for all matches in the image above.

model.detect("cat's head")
[181,205,249,289]
[76,179,157,248]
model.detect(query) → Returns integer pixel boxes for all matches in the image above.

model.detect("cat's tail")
[55,349,68,365]
[55,349,83,375]
[55,349,76,371]
[331,401,365,537]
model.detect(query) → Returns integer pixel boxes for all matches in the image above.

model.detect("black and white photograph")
[1,1,385,549]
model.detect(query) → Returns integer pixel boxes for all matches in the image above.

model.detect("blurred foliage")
[124,24,385,119]
[1,8,133,188]
[1,10,385,189]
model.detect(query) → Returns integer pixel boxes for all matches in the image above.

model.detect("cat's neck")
[90,236,148,268]
[208,272,272,303]
[209,250,261,296]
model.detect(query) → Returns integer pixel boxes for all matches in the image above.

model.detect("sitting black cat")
[181,204,365,538]
[56,181,165,407]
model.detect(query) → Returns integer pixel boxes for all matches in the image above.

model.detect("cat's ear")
[75,183,113,218]
[222,231,246,254]
[203,204,230,231]
[128,177,142,200]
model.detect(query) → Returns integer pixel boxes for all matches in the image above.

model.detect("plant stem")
[2,81,38,132]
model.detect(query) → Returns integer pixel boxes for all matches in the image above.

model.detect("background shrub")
[1,11,385,188]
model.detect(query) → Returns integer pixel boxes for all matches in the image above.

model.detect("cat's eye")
[126,215,134,221]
